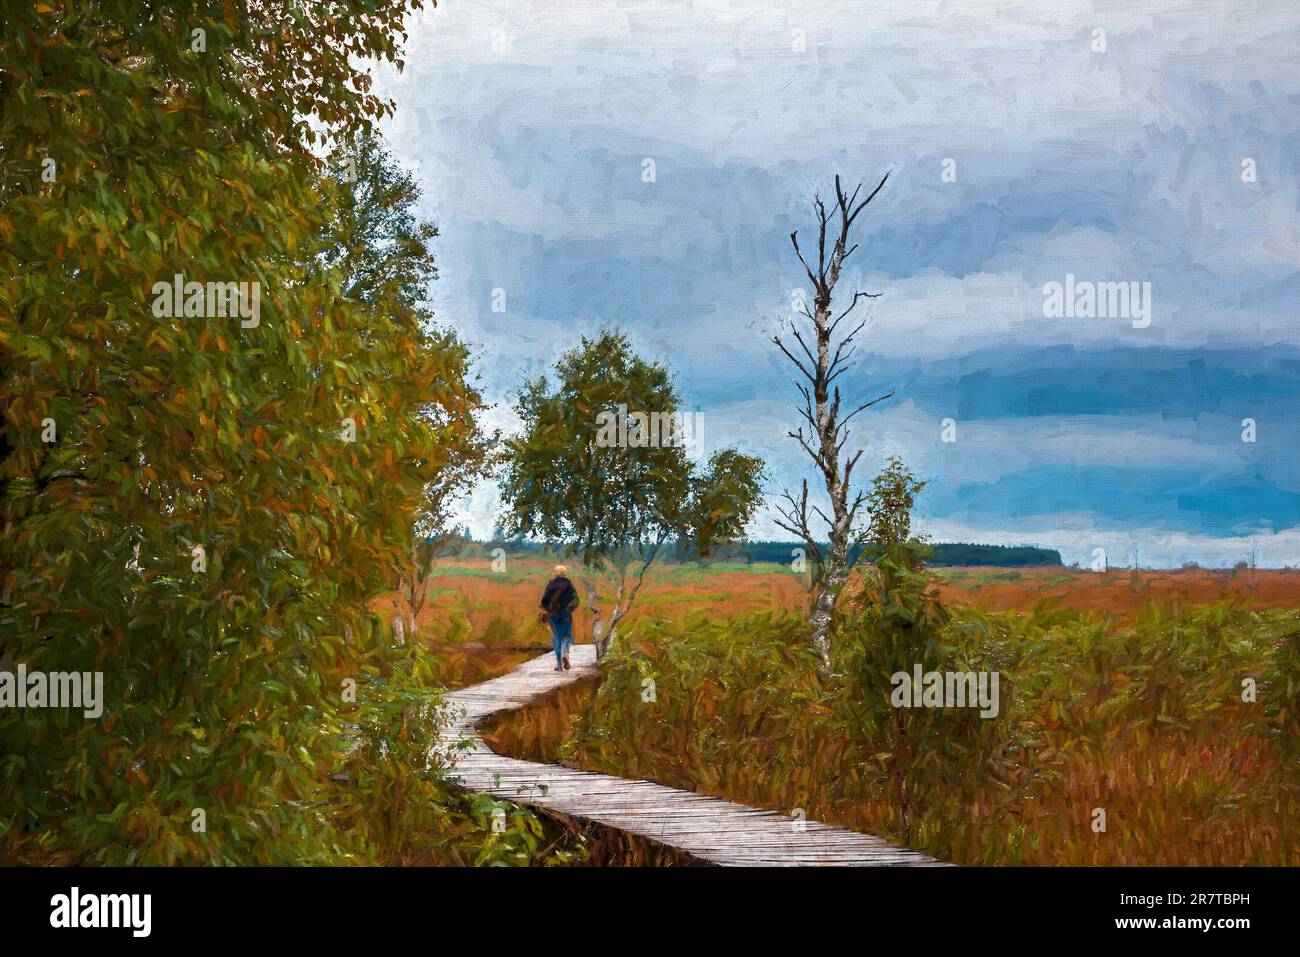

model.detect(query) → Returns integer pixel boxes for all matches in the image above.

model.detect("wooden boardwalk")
[437,644,948,867]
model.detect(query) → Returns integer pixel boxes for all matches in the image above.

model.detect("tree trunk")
[585,581,610,659]
[586,546,658,661]
[599,609,627,661]
[587,581,630,660]
[772,173,893,675]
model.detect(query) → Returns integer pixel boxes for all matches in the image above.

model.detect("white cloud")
[384,0,1300,564]
[917,513,1296,569]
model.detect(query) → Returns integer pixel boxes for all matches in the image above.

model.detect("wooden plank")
[438,645,949,867]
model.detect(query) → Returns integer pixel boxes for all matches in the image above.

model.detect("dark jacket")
[541,576,579,623]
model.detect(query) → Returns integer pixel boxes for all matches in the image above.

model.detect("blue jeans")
[548,616,573,664]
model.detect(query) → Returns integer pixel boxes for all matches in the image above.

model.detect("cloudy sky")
[372,0,1300,567]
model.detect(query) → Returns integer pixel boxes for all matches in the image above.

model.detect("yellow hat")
[553,564,567,576]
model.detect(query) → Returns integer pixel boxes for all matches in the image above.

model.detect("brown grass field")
[377,558,1299,866]
[380,559,1300,689]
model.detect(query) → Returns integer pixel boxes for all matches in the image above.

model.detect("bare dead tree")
[772,173,894,673]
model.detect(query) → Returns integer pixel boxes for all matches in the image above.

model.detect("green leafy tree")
[319,131,497,636]
[841,465,979,845]
[0,1,526,865]
[320,130,440,312]
[864,456,928,549]
[500,331,765,657]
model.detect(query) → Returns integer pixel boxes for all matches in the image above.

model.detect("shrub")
[557,566,1299,864]
[482,615,517,646]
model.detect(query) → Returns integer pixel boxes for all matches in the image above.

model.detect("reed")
[498,580,1298,865]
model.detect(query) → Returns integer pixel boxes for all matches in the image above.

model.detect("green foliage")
[320,130,439,311]
[316,130,495,627]
[683,448,766,559]
[481,615,517,646]
[499,330,764,647]
[834,545,1003,843]
[326,618,580,867]
[568,610,828,797]
[441,611,473,646]
[500,330,764,566]
[863,456,927,548]
[0,1,539,865]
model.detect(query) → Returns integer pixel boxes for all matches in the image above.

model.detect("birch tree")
[319,132,497,637]
[500,331,764,658]
[772,173,895,673]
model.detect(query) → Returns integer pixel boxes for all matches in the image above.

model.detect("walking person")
[540,565,580,671]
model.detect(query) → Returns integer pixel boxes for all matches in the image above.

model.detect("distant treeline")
[451,533,1062,568]
[737,541,1062,568]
